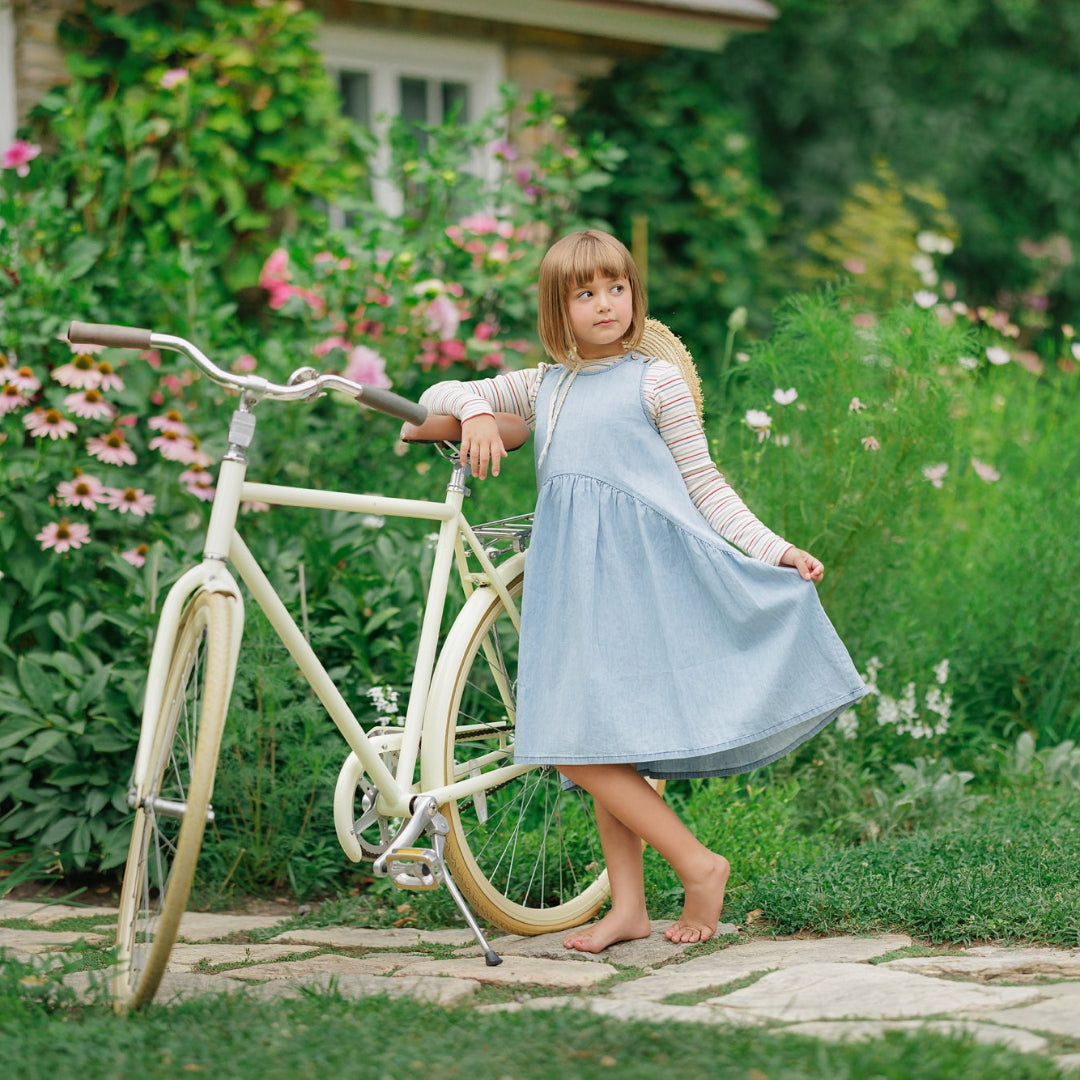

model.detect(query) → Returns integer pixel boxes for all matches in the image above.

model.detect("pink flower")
[0,383,29,414]
[160,67,189,89]
[37,519,91,554]
[313,335,349,358]
[95,360,125,392]
[122,544,149,567]
[150,430,206,463]
[986,346,1011,366]
[343,345,391,388]
[7,366,41,393]
[424,295,461,340]
[180,468,215,501]
[852,312,878,328]
[148,409,191,436]
[52,352,102,389]
[260,248,290,286]
[65,387,115,421]
[842,258,866,275]
[86,429,137,466]
[23,407,78,440]
[474,321,498,341]
[922,463,948,488]
[458,213,501,234]
[232,353,257,373]
[971,458,1000,483]
[2,139,42,177]
[913,290,938,309]
[57,473,108,510]
[103,486,156,516]
[849,397,867,413]
[772,387,798,406]
[861,436,881,452]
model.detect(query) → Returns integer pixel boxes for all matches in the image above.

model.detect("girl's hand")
[460,414,507,479]
[780,546,824,582]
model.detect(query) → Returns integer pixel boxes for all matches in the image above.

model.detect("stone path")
[3,898,1080,1071]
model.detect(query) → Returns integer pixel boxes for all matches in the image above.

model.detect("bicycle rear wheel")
[114,589,234,1009]
[431,565,654,935]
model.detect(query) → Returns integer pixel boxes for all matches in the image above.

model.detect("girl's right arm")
[418,366,546,479]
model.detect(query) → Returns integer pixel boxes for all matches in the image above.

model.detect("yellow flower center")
[74,354,95,370]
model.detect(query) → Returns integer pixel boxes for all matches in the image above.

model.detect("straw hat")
[638,318,704,422]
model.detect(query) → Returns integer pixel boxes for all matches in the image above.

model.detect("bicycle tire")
[113,589,234,1010]
[430,566,663,934]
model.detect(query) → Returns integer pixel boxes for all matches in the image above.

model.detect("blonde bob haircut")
[537,230,647,363]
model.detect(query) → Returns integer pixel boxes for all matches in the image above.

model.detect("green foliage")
[570,60,779,360]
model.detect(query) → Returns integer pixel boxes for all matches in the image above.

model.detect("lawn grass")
[737,786,1080,945]
[0,984,1070,1080]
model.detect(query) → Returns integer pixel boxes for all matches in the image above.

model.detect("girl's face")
[566,274,634,359]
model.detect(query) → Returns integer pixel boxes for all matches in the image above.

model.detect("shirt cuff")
[460,399,496,421]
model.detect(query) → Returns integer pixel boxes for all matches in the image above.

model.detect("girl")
[419,229,866,953]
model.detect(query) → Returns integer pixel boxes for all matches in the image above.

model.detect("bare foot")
[563,910,652,953]
[664,853,731,944]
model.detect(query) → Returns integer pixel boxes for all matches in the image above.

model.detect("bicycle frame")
[131,394,529,822]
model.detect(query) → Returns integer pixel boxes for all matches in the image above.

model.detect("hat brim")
[638,318,704,421]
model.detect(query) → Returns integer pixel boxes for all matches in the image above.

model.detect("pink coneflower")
[64,387,115,421]
[122,543,150,567]
[149,429,202,463]
[95,359,125,392]
[86,429,137,466]
[7,366,41,394]
[0,383,29,414]
[103,486,156,516]
[37,519,91,554]
[180,467,215,501]
[57,472,107,510]
[23,407,78,440]
[148,408,191,436]
[53,352,103,389]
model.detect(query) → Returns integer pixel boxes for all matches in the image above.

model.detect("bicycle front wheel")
[114,589,235,1010]
[431,565,616,935]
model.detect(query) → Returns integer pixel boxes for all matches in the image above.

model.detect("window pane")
[441,81,469,122]
[400,77,428,125]
[339,71,371,127]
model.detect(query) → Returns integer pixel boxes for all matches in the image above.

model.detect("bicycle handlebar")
[66,320,427,426]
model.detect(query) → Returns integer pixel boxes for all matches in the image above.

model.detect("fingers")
[460,435,506,479]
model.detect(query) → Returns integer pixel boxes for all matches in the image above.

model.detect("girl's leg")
[563,800,651,953]
[560,763,730,945]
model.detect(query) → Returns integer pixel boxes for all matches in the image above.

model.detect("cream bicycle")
[67,320,636,1011]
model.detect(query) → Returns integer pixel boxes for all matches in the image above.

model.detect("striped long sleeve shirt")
[418,357,792,566]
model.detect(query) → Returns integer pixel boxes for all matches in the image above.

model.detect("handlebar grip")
[356,386,427,426]
[67,320,153,350]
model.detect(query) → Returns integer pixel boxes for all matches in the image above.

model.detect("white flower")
[986,346,1011,366]
[745,409,772,441]
[958,356,978,370]
[1071,342,1080,360]
[366,685,400,717]
[849,397,867,413]
[772,387,798,406]
[913,290,938,309]
[922,463,948,488]
[933,658,950,685]
[971,457,1000,483]
[836,711,859,740]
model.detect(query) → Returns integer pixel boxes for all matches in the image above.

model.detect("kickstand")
[432,831,502,966]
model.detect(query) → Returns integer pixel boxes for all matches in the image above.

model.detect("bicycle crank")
[373,796,503,967]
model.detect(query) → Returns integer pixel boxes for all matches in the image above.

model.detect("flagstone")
[588,996,761,1027]
[884,948,1080,981]
[608,934,912,1000]
[164,942,319,973]
[394,954,618,988]
[972,982,1080,1039]
[271,926,475,950]
[465,921,736,968]
[704,962,1044,1022]
[172,911,293,941]
[20,904,120,925]
[224,951,427,981]
[0,928,109,950]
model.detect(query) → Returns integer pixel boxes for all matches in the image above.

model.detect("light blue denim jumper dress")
[512,354,866,778]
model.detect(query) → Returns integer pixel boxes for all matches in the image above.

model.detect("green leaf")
[22,729,67,762]
[65,235,106,280]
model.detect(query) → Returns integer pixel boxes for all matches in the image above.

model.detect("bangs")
[563,234,634,291]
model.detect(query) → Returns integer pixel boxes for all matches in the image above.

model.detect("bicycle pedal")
[387,847,444,891]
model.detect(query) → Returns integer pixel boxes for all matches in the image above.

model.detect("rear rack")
[470,513,533,558]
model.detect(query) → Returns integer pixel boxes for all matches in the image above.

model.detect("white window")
[0,1,17,152]
[319,26,505,216]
